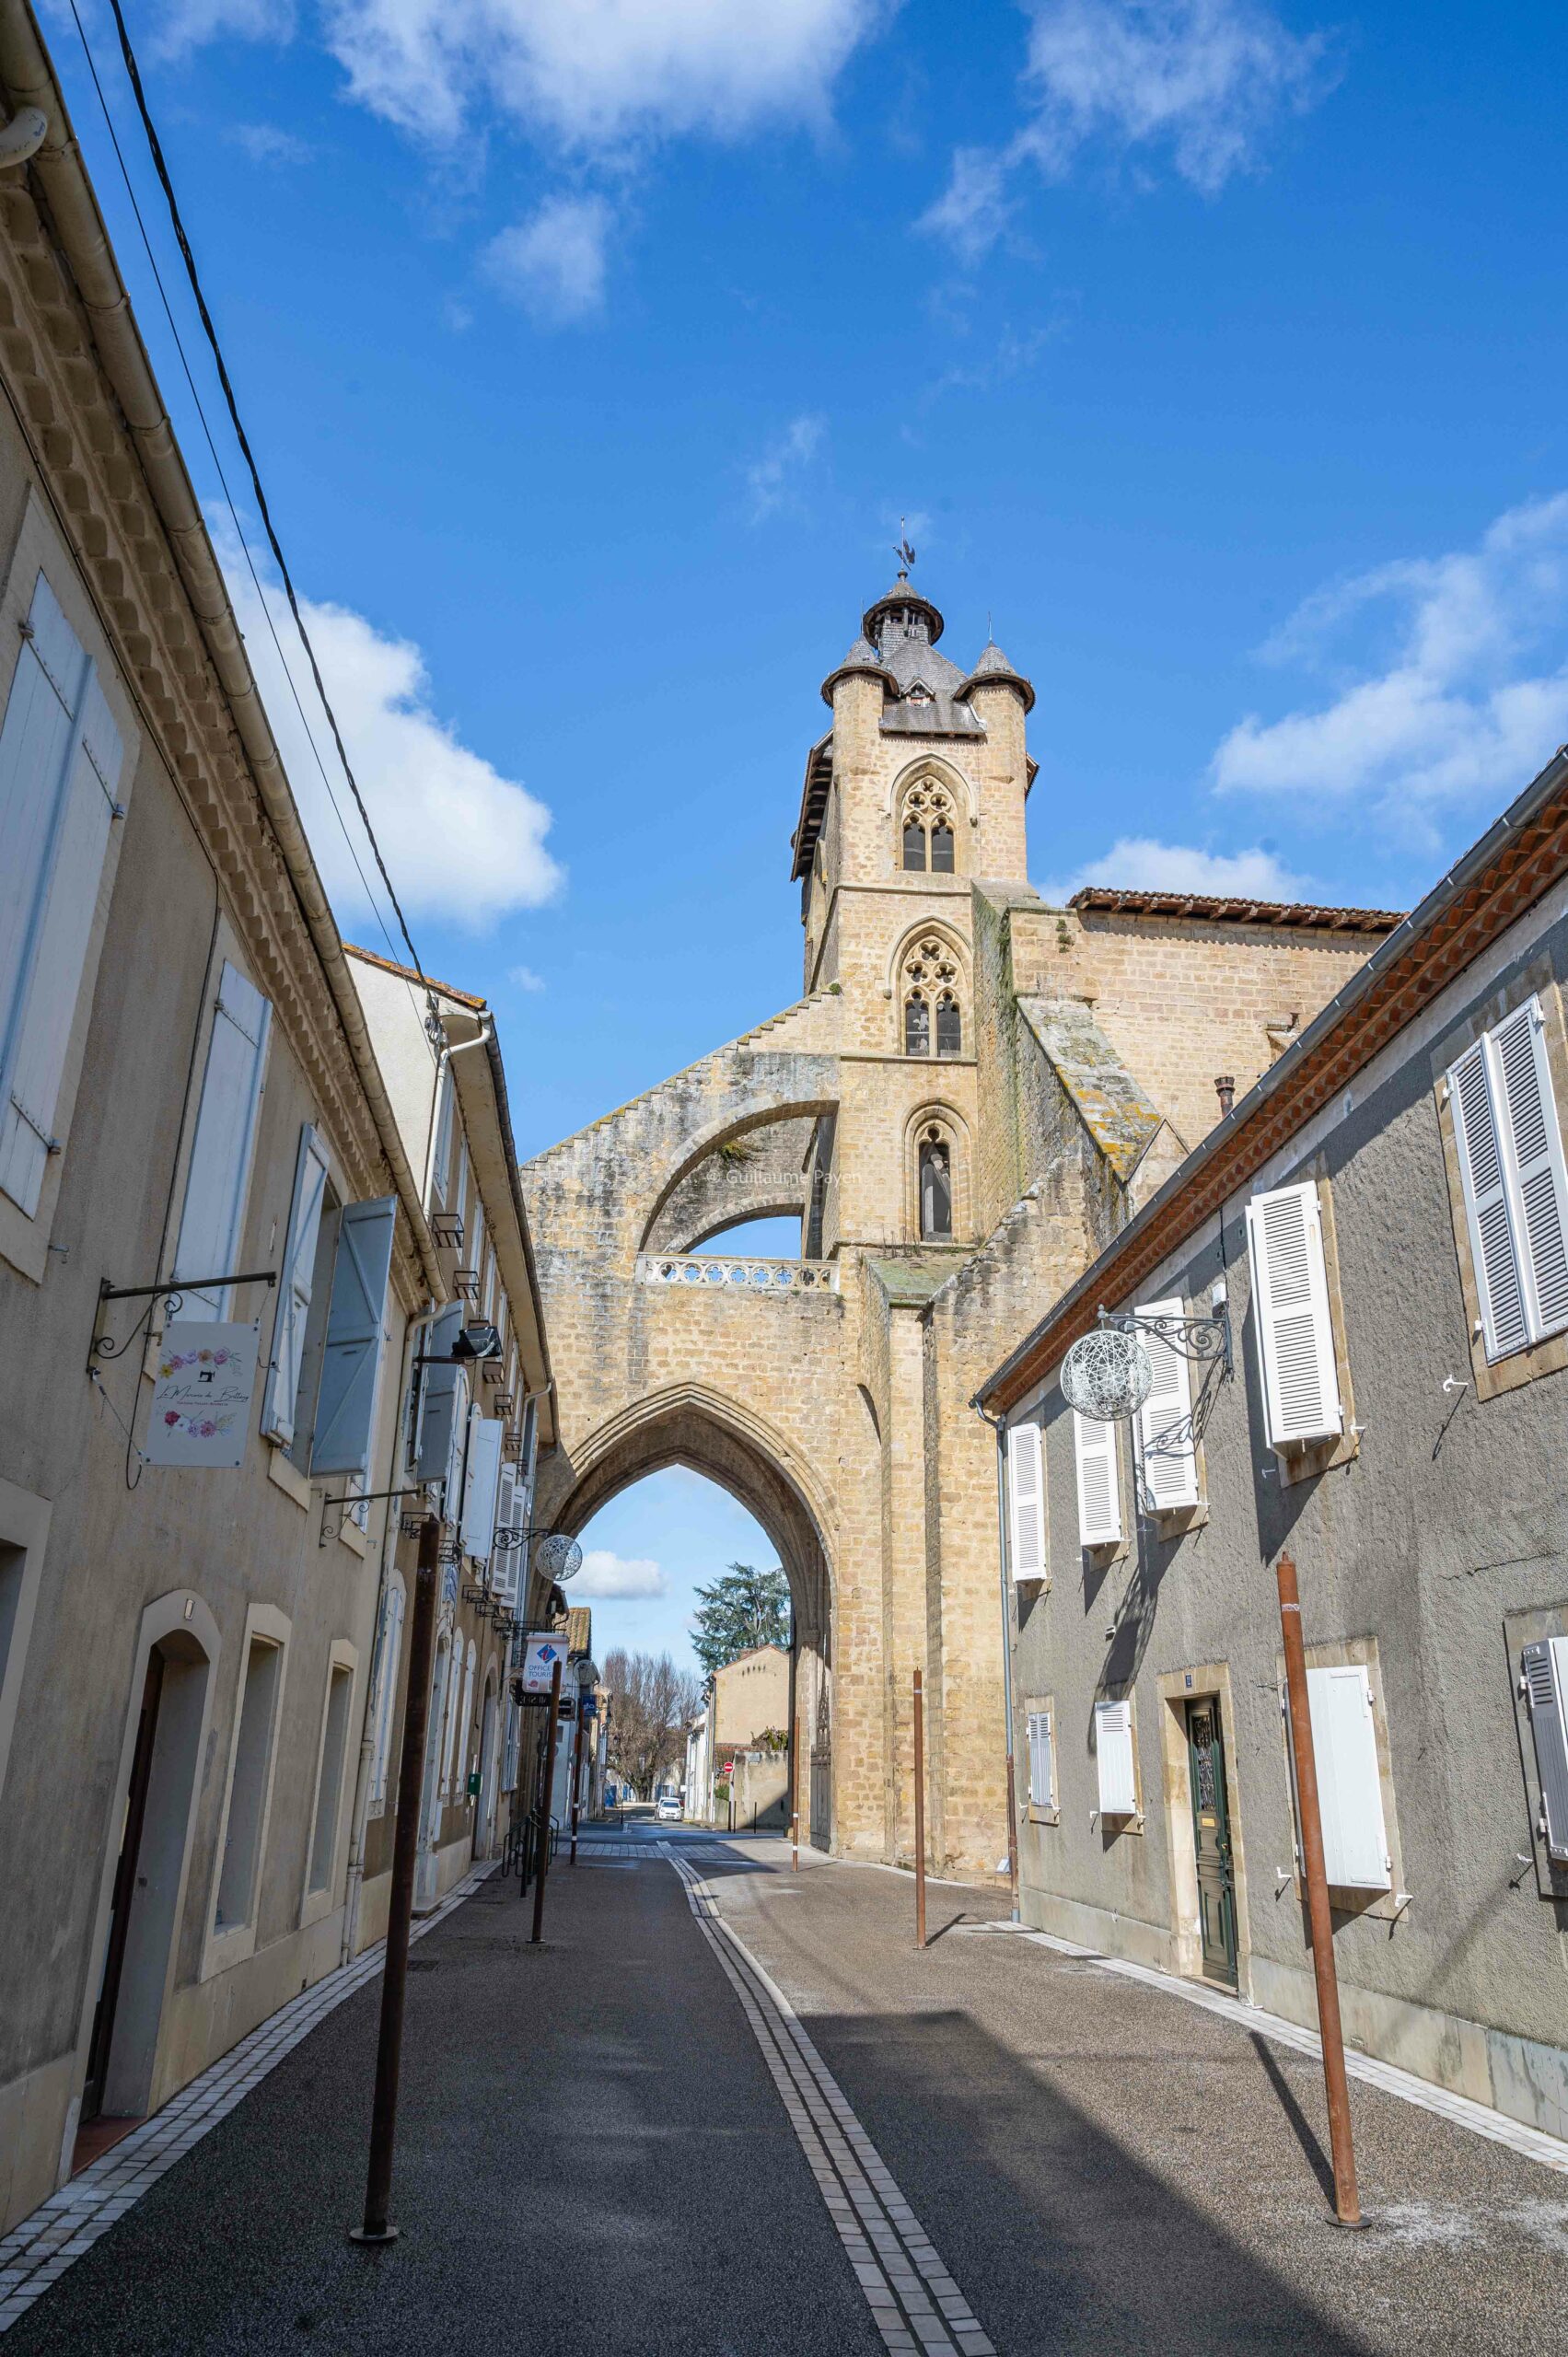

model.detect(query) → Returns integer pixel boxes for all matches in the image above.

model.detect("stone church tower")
[522,572,1391,1875]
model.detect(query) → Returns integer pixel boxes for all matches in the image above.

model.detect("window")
[1294,1665,1390,1891]
[368,1581,406,1812]
[899,778,958,874]
[1246,1182,1343,1446]
[172,964,272,1313]
[1522,1639,1568,1864]
[1094,1698,1138,1817]
[901,936,960,1060]
[0,572,127,1217]
[1026,1707,1055,1813]
[919,1130,952,1240]
[308,1664,354,1894]
[1447,996,1568,1362]
[1073,1411,1121,1548]
[215,1637,283,1932]
[1006,1418,1045,1579]
[1135,1297,1200,1512]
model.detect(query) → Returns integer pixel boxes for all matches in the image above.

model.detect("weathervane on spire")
[895,519,916,578]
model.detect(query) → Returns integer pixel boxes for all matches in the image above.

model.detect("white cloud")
[1053,836,1307,900]
[744,414,825,524]
[508,964,547,991]
[574,1550,668,1599]
[317,0,885,150]
[1213,493,1568,844]
[156,0,294,54]
[226,121,313,165]
[482,194,611,325]
[922,0,1333,258]
[218,530,563,929]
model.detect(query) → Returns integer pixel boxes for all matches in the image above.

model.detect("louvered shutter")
[462,1414,503,1561]
[173,965,272,1313]
[1522,1638,1568,1864]
[309,1195,396,1477]
[0,581,125,1216]
[1027,1708,1054,1810]
[1246,1183,1343,1446]
[261,1125,330,1446]
[1449,1037,1528,1359]
[1492,1000,1568,1343]
[1094,1699,1137,1816]
[1136,1298,1199,1510]
[416,1304,463,1479]
[1304,1665,1390,1890]
[1073,1411,1121,1548]
[1007,1418,1046,1579]
[446,1370,471,1504]
[429,1062,455,1208]
[492,1462,518,1604]
[369,1583,405,1807]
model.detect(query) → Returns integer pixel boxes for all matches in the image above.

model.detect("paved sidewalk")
[712,1851,1568,2355]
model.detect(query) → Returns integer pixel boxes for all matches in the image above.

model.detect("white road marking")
[665,1846,995,2357]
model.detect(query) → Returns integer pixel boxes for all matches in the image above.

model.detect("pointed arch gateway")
[537,1385,836,1847]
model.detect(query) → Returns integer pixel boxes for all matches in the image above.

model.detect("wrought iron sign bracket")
[88,1269,276,1376]
[1098,1301,1232,1382]
[318,1484,424,1550]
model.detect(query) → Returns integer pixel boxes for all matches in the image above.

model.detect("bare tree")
[602,1649,702,1799]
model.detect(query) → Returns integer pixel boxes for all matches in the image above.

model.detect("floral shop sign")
[144,1322,260,1469]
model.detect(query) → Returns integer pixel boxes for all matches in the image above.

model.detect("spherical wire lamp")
[1060,1324,1155,1422]
[534,1531,584,1584]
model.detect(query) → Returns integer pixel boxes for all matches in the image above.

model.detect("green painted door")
[1185,1699,1238,1987]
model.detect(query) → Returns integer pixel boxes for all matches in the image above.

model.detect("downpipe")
[972,1397,1021,1922]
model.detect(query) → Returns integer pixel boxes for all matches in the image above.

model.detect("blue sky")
[47,0,1568,1671]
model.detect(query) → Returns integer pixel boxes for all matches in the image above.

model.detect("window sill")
[1027,1805,1059,1827]
[1470,1326,1568,1403]
[336,1515,369,1559]
[266,1447,309,1511]
[1275,1428,1359,1489]
[201,1919,260,1980]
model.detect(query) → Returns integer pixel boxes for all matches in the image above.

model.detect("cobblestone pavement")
[3,1822,1564,2351]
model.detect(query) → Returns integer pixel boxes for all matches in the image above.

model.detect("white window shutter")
[415,1304,463,1480]
[0,581,125,1216]
[492,1463,517,1604]
[1522,1638,1568,1864]
[1006,1419,1046,1580]
[446,1371,471,1505]
[369,1584,405,1807]
[429,1062,455,1208]
[1304,1665,1390,1890]
[462,1415,503,1561]
[173,964,272,1314]
[1094,1699,1137,1816]
[261,1125,330,1446]
[1136,1298,1199,1510]
[1245,1183,1343,1446]
[1492,1000,1568,1344]
[1449,1037,1528,1360]
[309,1194,396,1477]
[1073,1411,1121,1548]
[1027,1708,1054,1810]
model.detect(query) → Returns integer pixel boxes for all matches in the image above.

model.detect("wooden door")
[1185,1698,1237,1988]
[82,1651,165,2122]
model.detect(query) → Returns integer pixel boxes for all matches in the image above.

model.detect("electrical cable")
[99,0,430,993]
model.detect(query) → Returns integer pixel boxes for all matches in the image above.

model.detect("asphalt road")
[7,1819,1564,2352]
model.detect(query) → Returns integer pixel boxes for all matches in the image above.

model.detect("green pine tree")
[691,1562,790,1681]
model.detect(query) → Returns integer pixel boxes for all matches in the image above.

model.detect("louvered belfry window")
[1245,1182,1344,1447]
[1447,997,1568,1363]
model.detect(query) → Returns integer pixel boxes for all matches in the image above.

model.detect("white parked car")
[656,1794,682,1822]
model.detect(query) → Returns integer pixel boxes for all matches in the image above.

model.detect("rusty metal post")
[530,1656,563,1944]
[912,1667,927,1951]
[567,1686,588,1864]
[1277,1552,1363,2227]
[794,1708,805,1869]
[350,1511,439,2246]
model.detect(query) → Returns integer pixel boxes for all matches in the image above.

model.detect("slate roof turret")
[956,640,1036,714]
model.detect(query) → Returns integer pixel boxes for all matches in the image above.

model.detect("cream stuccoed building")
[523,571,1400,1878]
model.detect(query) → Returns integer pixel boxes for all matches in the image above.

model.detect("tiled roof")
[1068,888,1403,934]
[343,941,488,1009]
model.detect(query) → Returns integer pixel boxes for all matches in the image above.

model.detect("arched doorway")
[537,1387,834,1849]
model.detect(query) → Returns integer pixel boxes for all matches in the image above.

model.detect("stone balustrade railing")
[633,1252,841,1295]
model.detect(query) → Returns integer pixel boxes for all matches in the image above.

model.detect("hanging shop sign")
[144,1322,260,1469]
[519,1633,567,1695]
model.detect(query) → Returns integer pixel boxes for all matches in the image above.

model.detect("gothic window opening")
[900,778,958,873]
[935,991,961,1057]
[919,1129,953,1241]
[902,937,960,1060]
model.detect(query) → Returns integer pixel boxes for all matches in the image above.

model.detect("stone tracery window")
[902,938,962,1059]
[899,778,956,873]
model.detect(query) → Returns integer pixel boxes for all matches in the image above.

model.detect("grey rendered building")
[979,745,1568,2147]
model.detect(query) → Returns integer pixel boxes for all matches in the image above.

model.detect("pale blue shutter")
[309,1194,396,1477]
[173,964,272,1314]
[415,1304,463,1480]
[462,1416,504,1560]
[261,1125,330,1446]
[0,576,125,1215]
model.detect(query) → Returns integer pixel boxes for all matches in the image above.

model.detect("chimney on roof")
[1214,1075,1236,1119]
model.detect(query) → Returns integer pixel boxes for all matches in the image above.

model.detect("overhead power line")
[99,0,429,992]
